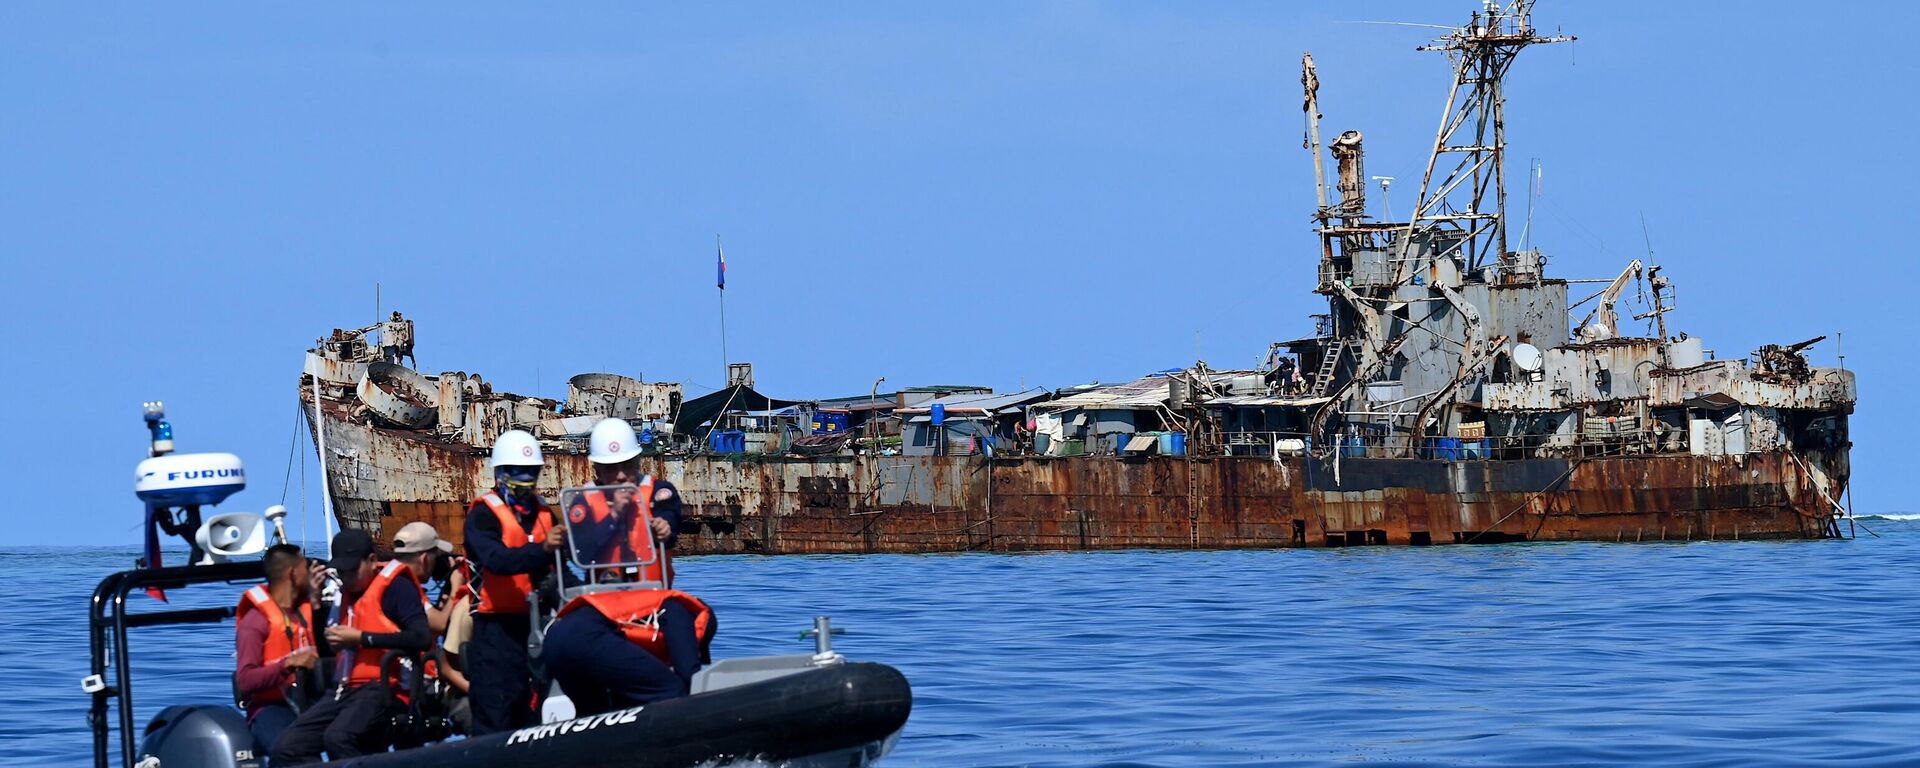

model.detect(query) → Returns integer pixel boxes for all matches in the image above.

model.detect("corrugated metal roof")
[896,388,1052,416]
[1035,371,1250,412]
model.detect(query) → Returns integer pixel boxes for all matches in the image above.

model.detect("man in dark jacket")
[272,530,431,764]
[462,429,561,735]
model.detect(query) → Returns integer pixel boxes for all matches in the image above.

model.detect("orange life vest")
[471,491,555,615]
[235,585,314,707]
[557,589,714,665]
[452,557,477,604]
[571,477,673,586]
[342,561,419,687]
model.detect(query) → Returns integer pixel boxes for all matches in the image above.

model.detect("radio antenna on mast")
[1401,0,1573,275]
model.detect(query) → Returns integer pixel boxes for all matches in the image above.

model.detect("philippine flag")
[717,242,727,290]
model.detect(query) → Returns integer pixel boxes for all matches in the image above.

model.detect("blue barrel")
[1431,437,1461,461]
[710,430,745,454]
[1342,434,1366,458]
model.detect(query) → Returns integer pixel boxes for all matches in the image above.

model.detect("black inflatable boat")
[87,562,912,768]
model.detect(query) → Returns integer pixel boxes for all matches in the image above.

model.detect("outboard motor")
[136,705,261,768]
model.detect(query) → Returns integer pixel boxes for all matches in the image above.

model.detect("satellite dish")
[1513,343,1544,373]
[195,512,268,564]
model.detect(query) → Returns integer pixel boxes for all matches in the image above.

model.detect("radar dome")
[135,453,245,507]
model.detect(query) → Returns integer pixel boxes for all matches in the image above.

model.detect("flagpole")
[717,234,729,381]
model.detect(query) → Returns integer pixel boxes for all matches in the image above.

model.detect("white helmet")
[490,429,544,468]
[589,418,642,464]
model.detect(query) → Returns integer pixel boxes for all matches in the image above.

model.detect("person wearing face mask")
[541,418,710,715]
[565,418,685,581]
[460,429,562,735]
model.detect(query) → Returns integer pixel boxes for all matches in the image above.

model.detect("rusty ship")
[302,2,1856,554]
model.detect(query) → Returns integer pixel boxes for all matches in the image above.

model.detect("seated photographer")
[271,530,430,765]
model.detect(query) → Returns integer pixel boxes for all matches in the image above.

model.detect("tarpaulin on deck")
[675,385,805,434]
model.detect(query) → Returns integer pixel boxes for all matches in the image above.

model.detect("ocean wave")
[13,542,1920,767]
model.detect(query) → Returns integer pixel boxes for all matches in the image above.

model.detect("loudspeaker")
[195,512,268,564]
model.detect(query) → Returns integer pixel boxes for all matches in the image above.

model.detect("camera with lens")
[430,553,455,583]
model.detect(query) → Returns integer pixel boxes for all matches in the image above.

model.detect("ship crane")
[1574,258,1643,341]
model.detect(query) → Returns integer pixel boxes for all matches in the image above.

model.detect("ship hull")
[315,414,1848,553]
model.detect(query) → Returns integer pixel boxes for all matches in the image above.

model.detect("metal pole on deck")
[311,362,336,556]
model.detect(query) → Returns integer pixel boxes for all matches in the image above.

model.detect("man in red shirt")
[234,544,326,756]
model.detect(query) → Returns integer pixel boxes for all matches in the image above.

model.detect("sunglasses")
[500,466,540,483]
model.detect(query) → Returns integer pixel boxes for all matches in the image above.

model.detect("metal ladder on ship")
[1308,340,1345,396]
[1185,451,1201,548]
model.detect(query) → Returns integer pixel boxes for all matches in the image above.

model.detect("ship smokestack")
[1331,131,1366,219]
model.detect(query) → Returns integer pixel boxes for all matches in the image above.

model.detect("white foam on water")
[1861,513,1920,521]
[691,758,783,768]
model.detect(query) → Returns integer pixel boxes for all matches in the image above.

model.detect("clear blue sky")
[3,2,1913,545]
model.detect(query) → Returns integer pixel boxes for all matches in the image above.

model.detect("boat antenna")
[1639,211,1655,262]
[1333,20,1457,31]
[1372,176,1395,220]
[1631,212,1678,351]
[1517,158,1541,250]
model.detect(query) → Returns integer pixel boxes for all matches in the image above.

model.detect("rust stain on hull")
[313,407,1845,553]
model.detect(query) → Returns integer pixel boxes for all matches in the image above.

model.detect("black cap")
[328,529,376,573]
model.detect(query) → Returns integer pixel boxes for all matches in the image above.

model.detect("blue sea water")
[4,519,1916,767]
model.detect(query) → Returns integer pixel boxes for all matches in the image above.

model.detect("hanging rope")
[1465,457,1583,544]
[280,400,300,505]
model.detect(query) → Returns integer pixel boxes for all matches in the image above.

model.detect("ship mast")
[1302,53,1330,215]
[1402,0,1572,276]
[1301,1,1573,456]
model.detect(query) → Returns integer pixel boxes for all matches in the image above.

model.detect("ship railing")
[1317,262,1351,288]
[1223,431,1311,457]
[1218,429,1664,461]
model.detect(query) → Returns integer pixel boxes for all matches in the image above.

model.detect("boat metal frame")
[86,561,264,768]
